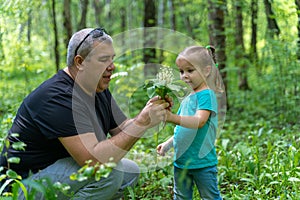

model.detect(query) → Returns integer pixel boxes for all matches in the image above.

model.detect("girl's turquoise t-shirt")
[173,89,218,169]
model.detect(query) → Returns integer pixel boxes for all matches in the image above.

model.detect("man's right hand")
[135,96,170,128]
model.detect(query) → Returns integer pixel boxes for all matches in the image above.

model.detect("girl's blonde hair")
[176,45,224,93]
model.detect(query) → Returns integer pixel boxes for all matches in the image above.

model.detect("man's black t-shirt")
[0,70,127,178]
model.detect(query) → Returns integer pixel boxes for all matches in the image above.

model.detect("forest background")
[0,0,299,199]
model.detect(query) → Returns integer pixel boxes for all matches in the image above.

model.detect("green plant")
[70,159,116,182]
[0,133,27,198]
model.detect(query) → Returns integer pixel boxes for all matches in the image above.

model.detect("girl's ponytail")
[205,45,223,93]
[206,45,218,68]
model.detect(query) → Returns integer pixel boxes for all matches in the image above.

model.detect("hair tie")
[205,45,218,68]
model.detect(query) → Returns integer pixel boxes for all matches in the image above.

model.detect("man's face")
[80,42,115,93]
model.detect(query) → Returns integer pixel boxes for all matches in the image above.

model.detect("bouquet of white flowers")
[143,67,187,100]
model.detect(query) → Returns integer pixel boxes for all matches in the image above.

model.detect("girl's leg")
[18,157,139,200]
[173,166,193,200]
[192,165,222,200]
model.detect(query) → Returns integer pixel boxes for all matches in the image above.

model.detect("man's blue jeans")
[18,157,140,200]
[174,165,222,200]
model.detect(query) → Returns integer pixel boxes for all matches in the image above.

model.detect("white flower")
[156,67,174,86]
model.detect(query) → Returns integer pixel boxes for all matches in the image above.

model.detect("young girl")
[157,46,224,200]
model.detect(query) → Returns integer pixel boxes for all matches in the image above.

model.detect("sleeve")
[196,91,218,117]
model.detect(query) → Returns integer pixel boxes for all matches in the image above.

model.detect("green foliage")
[0,0,299,199]
[125,168,174,200]
[217,116,300,199]
[143,66,188,100]
[70,159,116,182]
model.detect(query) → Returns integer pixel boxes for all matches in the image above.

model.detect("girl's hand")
[157,143,167,156]
[157,139,173,156]
[165,109,174,122]
[163,95,173,111]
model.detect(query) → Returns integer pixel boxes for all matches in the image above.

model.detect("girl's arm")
[166,109,211,129]
[157,136,174,156]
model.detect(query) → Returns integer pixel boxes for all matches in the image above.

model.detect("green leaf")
[5,140,10,149]
[147,86,156,98]
[7,157,20,164]
[12,141,26,151]
[0,174,7,182]
[6,169,20,179]
[83,166,94,177]
[240,177,255,184]
[269,181,280,185]
[14,179,28,199]
[53,182,71,192]
[0,179,14,195]
[143,80,154,88]
[288,177,300,182]
[10,133,19,138]
[69,173,77,181]
[76,174,88,182]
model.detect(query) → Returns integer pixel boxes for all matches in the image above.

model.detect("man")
[0,28,170,199]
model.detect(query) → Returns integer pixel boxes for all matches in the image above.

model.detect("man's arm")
[59,128,141,166]
[59,97,169,166]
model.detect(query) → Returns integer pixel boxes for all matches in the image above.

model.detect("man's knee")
[116,159,140,189]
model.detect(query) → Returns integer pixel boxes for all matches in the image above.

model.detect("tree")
[250,0,258,70]
[78,0,89,30]
[264,0,280,37]
[0,31,4,61]
[235,2,250,90]
[157,0,165,63]
[51,0,60,71]
[178,1,194,39]
[93,0,103,27]
[296,0,300,60]
[63,0,73,49]
[168,0,176,30]
[143,0,157,78]
[207,0,227,91]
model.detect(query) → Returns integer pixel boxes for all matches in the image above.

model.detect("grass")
[123,117,300,200]
[0,64,299,199]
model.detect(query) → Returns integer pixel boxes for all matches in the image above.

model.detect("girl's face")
[176,58,207,92]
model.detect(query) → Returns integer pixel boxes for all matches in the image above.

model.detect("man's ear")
[74,55,84,71]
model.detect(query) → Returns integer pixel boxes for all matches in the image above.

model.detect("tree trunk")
[158,0,165,63]
[51,0,60,71]
[78,0,89,30]
[296,0,300,60]
[93,0,102,27]
[63,0,73,49]
[26,9,32,85]
[207,0,227,91]
[0,31,4,61]
[295,0,300,101]
[250,0,258,67]
[168,0,176,30]
[106,0,112,22]
[264,0,280,37]
[143,0,157,78]
[118,6,126,58]
[178,1,194,39]
[235,2,250,90]
[27,9,32,44]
